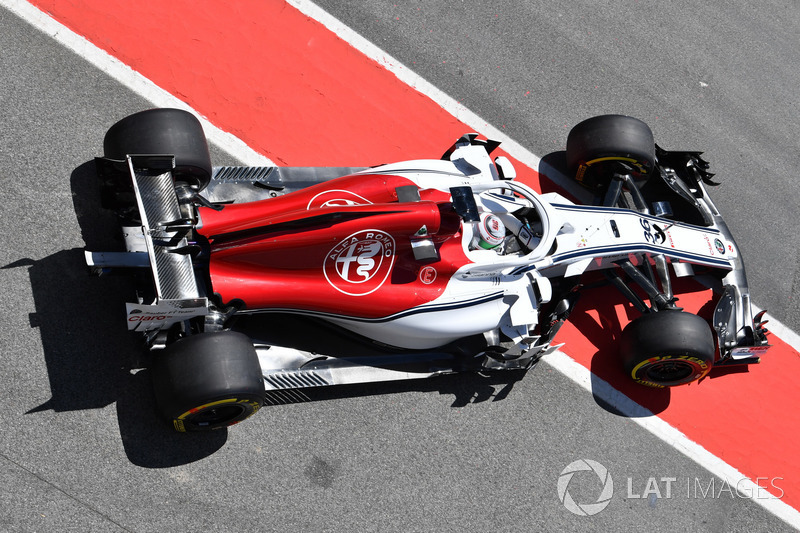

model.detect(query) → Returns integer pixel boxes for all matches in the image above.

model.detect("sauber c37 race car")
[86,109,770,431]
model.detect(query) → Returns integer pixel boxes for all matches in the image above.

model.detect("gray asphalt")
[0,2,797,532]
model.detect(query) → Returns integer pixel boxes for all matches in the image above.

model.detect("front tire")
[151,331,265,432]
[566,115,655,192]
[619,311,715,388]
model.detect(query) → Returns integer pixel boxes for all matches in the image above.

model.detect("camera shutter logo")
[557,459,614,516]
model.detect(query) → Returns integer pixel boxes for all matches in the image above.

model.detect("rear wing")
[86,155,207,331]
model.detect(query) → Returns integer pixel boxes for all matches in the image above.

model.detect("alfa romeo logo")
[307,189,371,209]
[557,459,614,516]
[324,230,395,296]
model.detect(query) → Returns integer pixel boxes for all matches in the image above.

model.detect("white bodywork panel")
[321,142,735,351]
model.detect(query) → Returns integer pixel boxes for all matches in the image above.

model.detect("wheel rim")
[645,359,695,383]
[188,404,246,427]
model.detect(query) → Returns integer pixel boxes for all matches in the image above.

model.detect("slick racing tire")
[103,108,213,190]
[151,331,265,432]
[619,310,715,388]
[566,114,655,192]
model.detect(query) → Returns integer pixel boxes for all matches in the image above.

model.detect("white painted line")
[6,0,799,526]
[0,0,273,167]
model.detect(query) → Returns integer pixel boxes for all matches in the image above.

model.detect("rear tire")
[152,331,265,432]
[619,311,715,388]
[566,115,655,192]
[103,108,212,190]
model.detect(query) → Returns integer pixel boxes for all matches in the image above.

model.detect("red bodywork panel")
[197,174,471,318]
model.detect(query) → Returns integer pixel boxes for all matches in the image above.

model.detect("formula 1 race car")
[86,109,770,431]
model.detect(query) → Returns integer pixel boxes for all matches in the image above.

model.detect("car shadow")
[566,273,753,417]
[16,243,534,465]
[10,161,536,467]
[533,150,674,415]
[566,284,673,416]
[538,151,570,194]
[3,247,230,467]
[3,161,230,467]
[260,368,531,409]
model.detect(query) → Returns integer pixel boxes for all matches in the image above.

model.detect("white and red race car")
[87,109,769,431]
